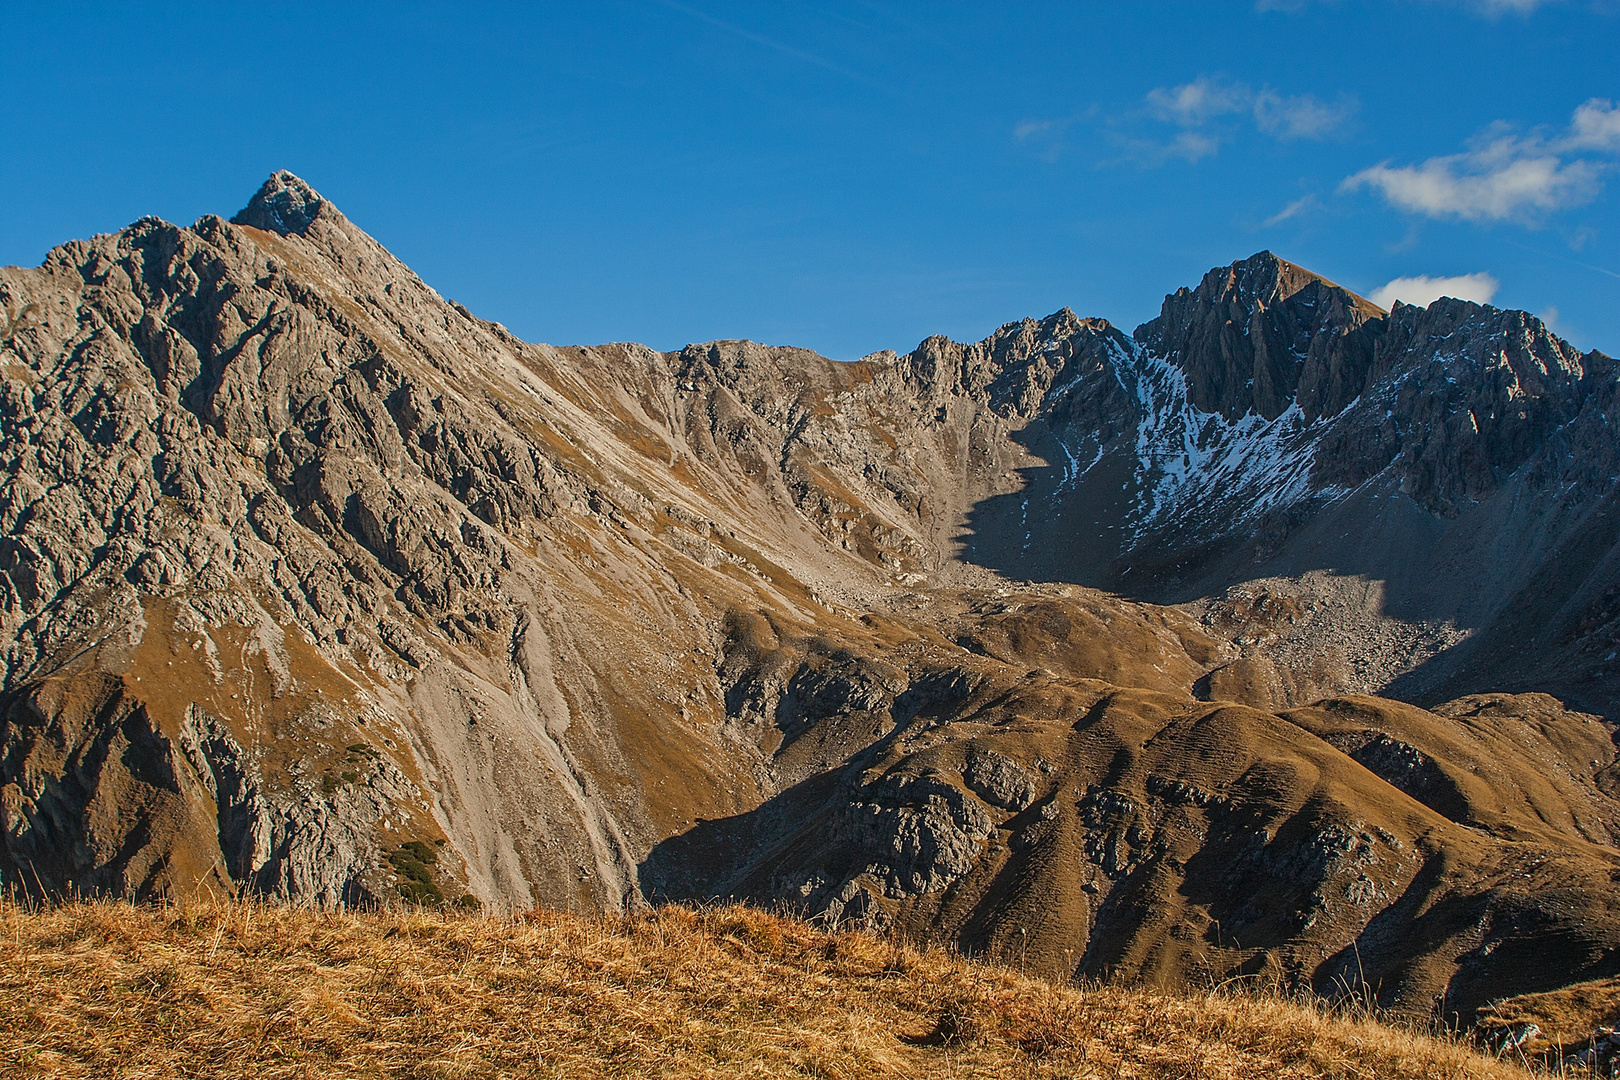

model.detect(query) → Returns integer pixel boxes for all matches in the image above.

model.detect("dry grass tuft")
[0,898,1539,1078]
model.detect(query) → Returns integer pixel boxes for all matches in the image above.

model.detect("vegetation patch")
[386,841,442,905]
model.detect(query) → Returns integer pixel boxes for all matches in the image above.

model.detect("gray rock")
[963,749,1038,811]
[837,771,993,896]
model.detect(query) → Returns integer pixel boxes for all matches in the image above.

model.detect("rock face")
[4,172,1620,1024]
[1135,251,1387,422]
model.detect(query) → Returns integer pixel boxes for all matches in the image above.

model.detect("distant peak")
[231,170,328,236]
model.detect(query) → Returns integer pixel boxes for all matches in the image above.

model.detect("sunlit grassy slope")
[0,900,1538,1079]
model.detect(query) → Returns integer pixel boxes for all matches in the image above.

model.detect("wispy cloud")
[1022,75,1356,167]
[1145,77,1252,127]
[1259,0,1557,15]
[1035,128,1222,168]
[1010,111,1100,161]
[1254,90,1356,138]
[1145,76,1356,142]
[648,0,890,91]
[1263,194,1321,226]
[1342,100,1618,222]
[1102,130,1223,165]
[1425,0,1555,13]
[1013,116,1081,141]
[1167,131,1222,162]
[1368,272,1500,309]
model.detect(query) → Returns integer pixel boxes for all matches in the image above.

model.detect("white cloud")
[1368,272,1500,310]
[1566,98,1620,152]
[1343,145,1599,221]
[1342,100,1619,222]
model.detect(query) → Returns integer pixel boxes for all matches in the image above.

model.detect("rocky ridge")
[2,173,1620,1024]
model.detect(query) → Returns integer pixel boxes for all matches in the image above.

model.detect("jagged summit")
[231,170,331,236]
[1134,250,1386,420]
[1197,250,1381,315]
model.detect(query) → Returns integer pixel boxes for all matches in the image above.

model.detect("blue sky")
[2,2,1616,358]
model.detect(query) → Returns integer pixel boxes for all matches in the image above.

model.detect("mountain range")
[4,171,1620,1024]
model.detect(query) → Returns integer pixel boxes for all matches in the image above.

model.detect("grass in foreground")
[0,899,1539,1079]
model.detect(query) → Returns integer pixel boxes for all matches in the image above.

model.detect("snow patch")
[1119,340,1327,544]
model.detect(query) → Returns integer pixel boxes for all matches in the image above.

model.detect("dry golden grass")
[0,899,1538,1079]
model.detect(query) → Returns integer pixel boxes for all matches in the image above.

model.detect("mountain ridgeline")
[3,172,1620,1024]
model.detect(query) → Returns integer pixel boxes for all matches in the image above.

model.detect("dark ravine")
[3,171,1620,1025]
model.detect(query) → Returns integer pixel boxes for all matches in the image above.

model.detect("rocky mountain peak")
[231,170,331,236]
[1039,305,1083,335]
[1217,250,1376,313]
[1135,251,1386,422]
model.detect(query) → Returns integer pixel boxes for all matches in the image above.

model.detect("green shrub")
[387,843,443,905]
[399,840,438,866]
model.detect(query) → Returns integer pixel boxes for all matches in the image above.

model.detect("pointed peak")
[1215,250,1308,298]
[231,170,331,236]
[1192,251,1381,319]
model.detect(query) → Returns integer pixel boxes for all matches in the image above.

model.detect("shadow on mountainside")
[953,426,1620,719]
[954,422,1137,596]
